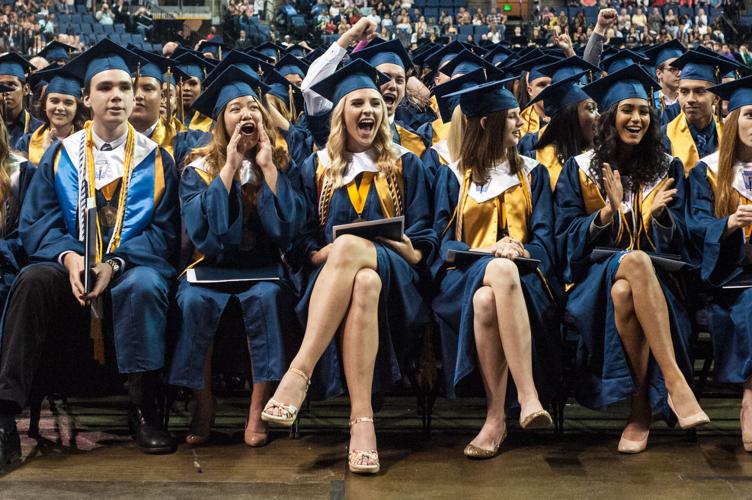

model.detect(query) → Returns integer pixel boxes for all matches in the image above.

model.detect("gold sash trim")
[188,111,213,132]
[535,143,562,191]
[665,112,722,176]
[150,117,177,157]
[346,172,374,218]
[27,125,48,165]
[455,167,532,248]
[396,124,426,157]
[520,106,540,136]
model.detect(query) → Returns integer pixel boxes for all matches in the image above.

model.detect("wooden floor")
[1,396,752,499]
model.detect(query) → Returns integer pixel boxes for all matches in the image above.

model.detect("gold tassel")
[288,84,296,123]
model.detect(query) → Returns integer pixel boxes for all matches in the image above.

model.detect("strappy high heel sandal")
[348,417,380,475]
[261,368,310,427]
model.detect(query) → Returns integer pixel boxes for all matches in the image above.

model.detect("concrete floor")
[1,396,752,499]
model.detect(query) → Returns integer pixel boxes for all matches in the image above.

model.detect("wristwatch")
[105,258,121,275]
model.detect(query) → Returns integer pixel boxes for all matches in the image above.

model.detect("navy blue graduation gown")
[554,152,694,419]
[430,160,561,403]
[659,102,681,128]
[395,101,436,130]
[169,160,306,390]
[16,131,180,373]
[8,111,42,150]
[292,149,438,400]
[686,155,752,384]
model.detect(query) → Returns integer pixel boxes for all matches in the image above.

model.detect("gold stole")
[577,168,671,250]
[27,125,48,165]
[535,143,562,191]
[150,118,177,157]
[520,106,540,136]
[429,94,439,115]
[395,124,427,157]
[188,111,213,132]
[455,168,532,248]
[665,112,723,177]
[705,167,752,240]
[315,157,405,225]
[430,117,449,145]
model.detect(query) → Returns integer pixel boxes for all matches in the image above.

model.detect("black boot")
[0,413,20,472]
[127,372,177,455]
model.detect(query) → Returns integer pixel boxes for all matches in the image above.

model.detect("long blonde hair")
[446,104,466,163]
[714,107,741,217]
[186,97,290,185]
[0,120,12,220]
[323,94,399,189]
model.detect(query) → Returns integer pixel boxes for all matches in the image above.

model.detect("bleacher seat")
[93,23,104,34]
[81,23,93,34]
[427,0,440,7]
[75,4,87,13]
[414,0,427,7]
[439,0,452,8]
[103,24,114,34]
[110,33,121,44]
[57,14,70,24]
[452,0,464,6]
[425,7,438,19]
[70,14,82,24]
[474,25,489,38]
[459,24,474,38]
[114,23,126,33]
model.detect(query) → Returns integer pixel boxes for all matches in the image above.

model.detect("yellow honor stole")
[188,111,213,132]
[665,112,723,176]
[395,123,427,157]
[706,165,752,240]
[520,106,540,136]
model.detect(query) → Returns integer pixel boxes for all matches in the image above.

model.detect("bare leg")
[187,343,215,445]
[611,279,652,442]
[268,236,378,413]
[482,258,543,416]
[342,269,381,454]
[245,381,273,446]
[614,251,702,417]
[742,377,752,449]
[469,286,509,451]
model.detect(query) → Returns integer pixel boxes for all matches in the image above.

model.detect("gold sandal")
[348,417,380,474]
[464,427,507,460]
[261,368,310,427]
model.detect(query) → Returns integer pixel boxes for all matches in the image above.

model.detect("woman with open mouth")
[555,65,708,455]
[15,68,87,165]
[686,75,752,453]
[261,60,436,475]
[431,79,559,460]
[170,65,305,450]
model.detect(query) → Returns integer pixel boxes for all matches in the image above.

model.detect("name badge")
[742,169,752,193]
[95,156,111,182]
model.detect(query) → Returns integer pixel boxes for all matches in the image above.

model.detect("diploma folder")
[83,198,97,294]
[186,266,280,284]
[590,247,687,273]
[446,249,541,272]
[722,275,752,289]
[332,216,405,242]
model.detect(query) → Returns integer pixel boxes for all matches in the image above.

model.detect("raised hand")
[650,178,677,218]
[603,163,624,214]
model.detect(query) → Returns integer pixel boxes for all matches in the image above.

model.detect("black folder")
[722,274,752,289]
[186,266,280,284]
[446,249,541,272]
[590,247,687,272]
[332,216,405,242]
[82,201,98,294]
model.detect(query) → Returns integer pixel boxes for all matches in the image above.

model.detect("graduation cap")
[601,49,650,74]
[64,39,140,85]
[693,46,748,80]
[581,64,659,112]
[310,59,390,104]
[128,46,187,84]
[204,50,272,87]
[191,64,270,120]
[538,56,600,84]
[444,77,519,118]
[285,44,311,59]
[352,39,412,71]
[27,62,64,90]
[644,39,686,68]
[254,42,285,62]
[0,52,34,82]
[411,43,439,67]
[483,44,514,67]
[433,68,486,123]
[198,39,230,60]
[36,41,77,63]
[670,50,739,84]
[526,71,590,118]
[175,52,216,81]
[424,41,470,71]
[27,64,82,98]
[438,49,500,79]
[707,75,752,114]
[276,53,309,79]
[510,54,560,81]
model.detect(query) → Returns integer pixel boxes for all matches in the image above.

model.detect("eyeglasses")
[659,65,681,75]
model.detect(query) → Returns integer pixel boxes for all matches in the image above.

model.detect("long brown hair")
[324,94,399,189]
[0,120,13,221]
[459,109,523,183]
[714,107,741,217]
[186,97,289,187]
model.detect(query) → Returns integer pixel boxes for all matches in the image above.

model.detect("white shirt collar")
[143,120,159,138]
[92,127,128,150]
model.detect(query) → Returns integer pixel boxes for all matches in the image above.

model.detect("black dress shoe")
[0,418,21,472]
[129,406,177,455]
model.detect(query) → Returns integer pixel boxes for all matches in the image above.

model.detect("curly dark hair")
[588,103,668,193]
[535,102,591,167]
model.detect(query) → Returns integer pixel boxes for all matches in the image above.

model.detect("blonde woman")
[261,60,436,474]
[169,66,304,448]
[686,75,752,452]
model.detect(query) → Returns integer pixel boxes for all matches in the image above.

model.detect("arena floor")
[1,396,751,499]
